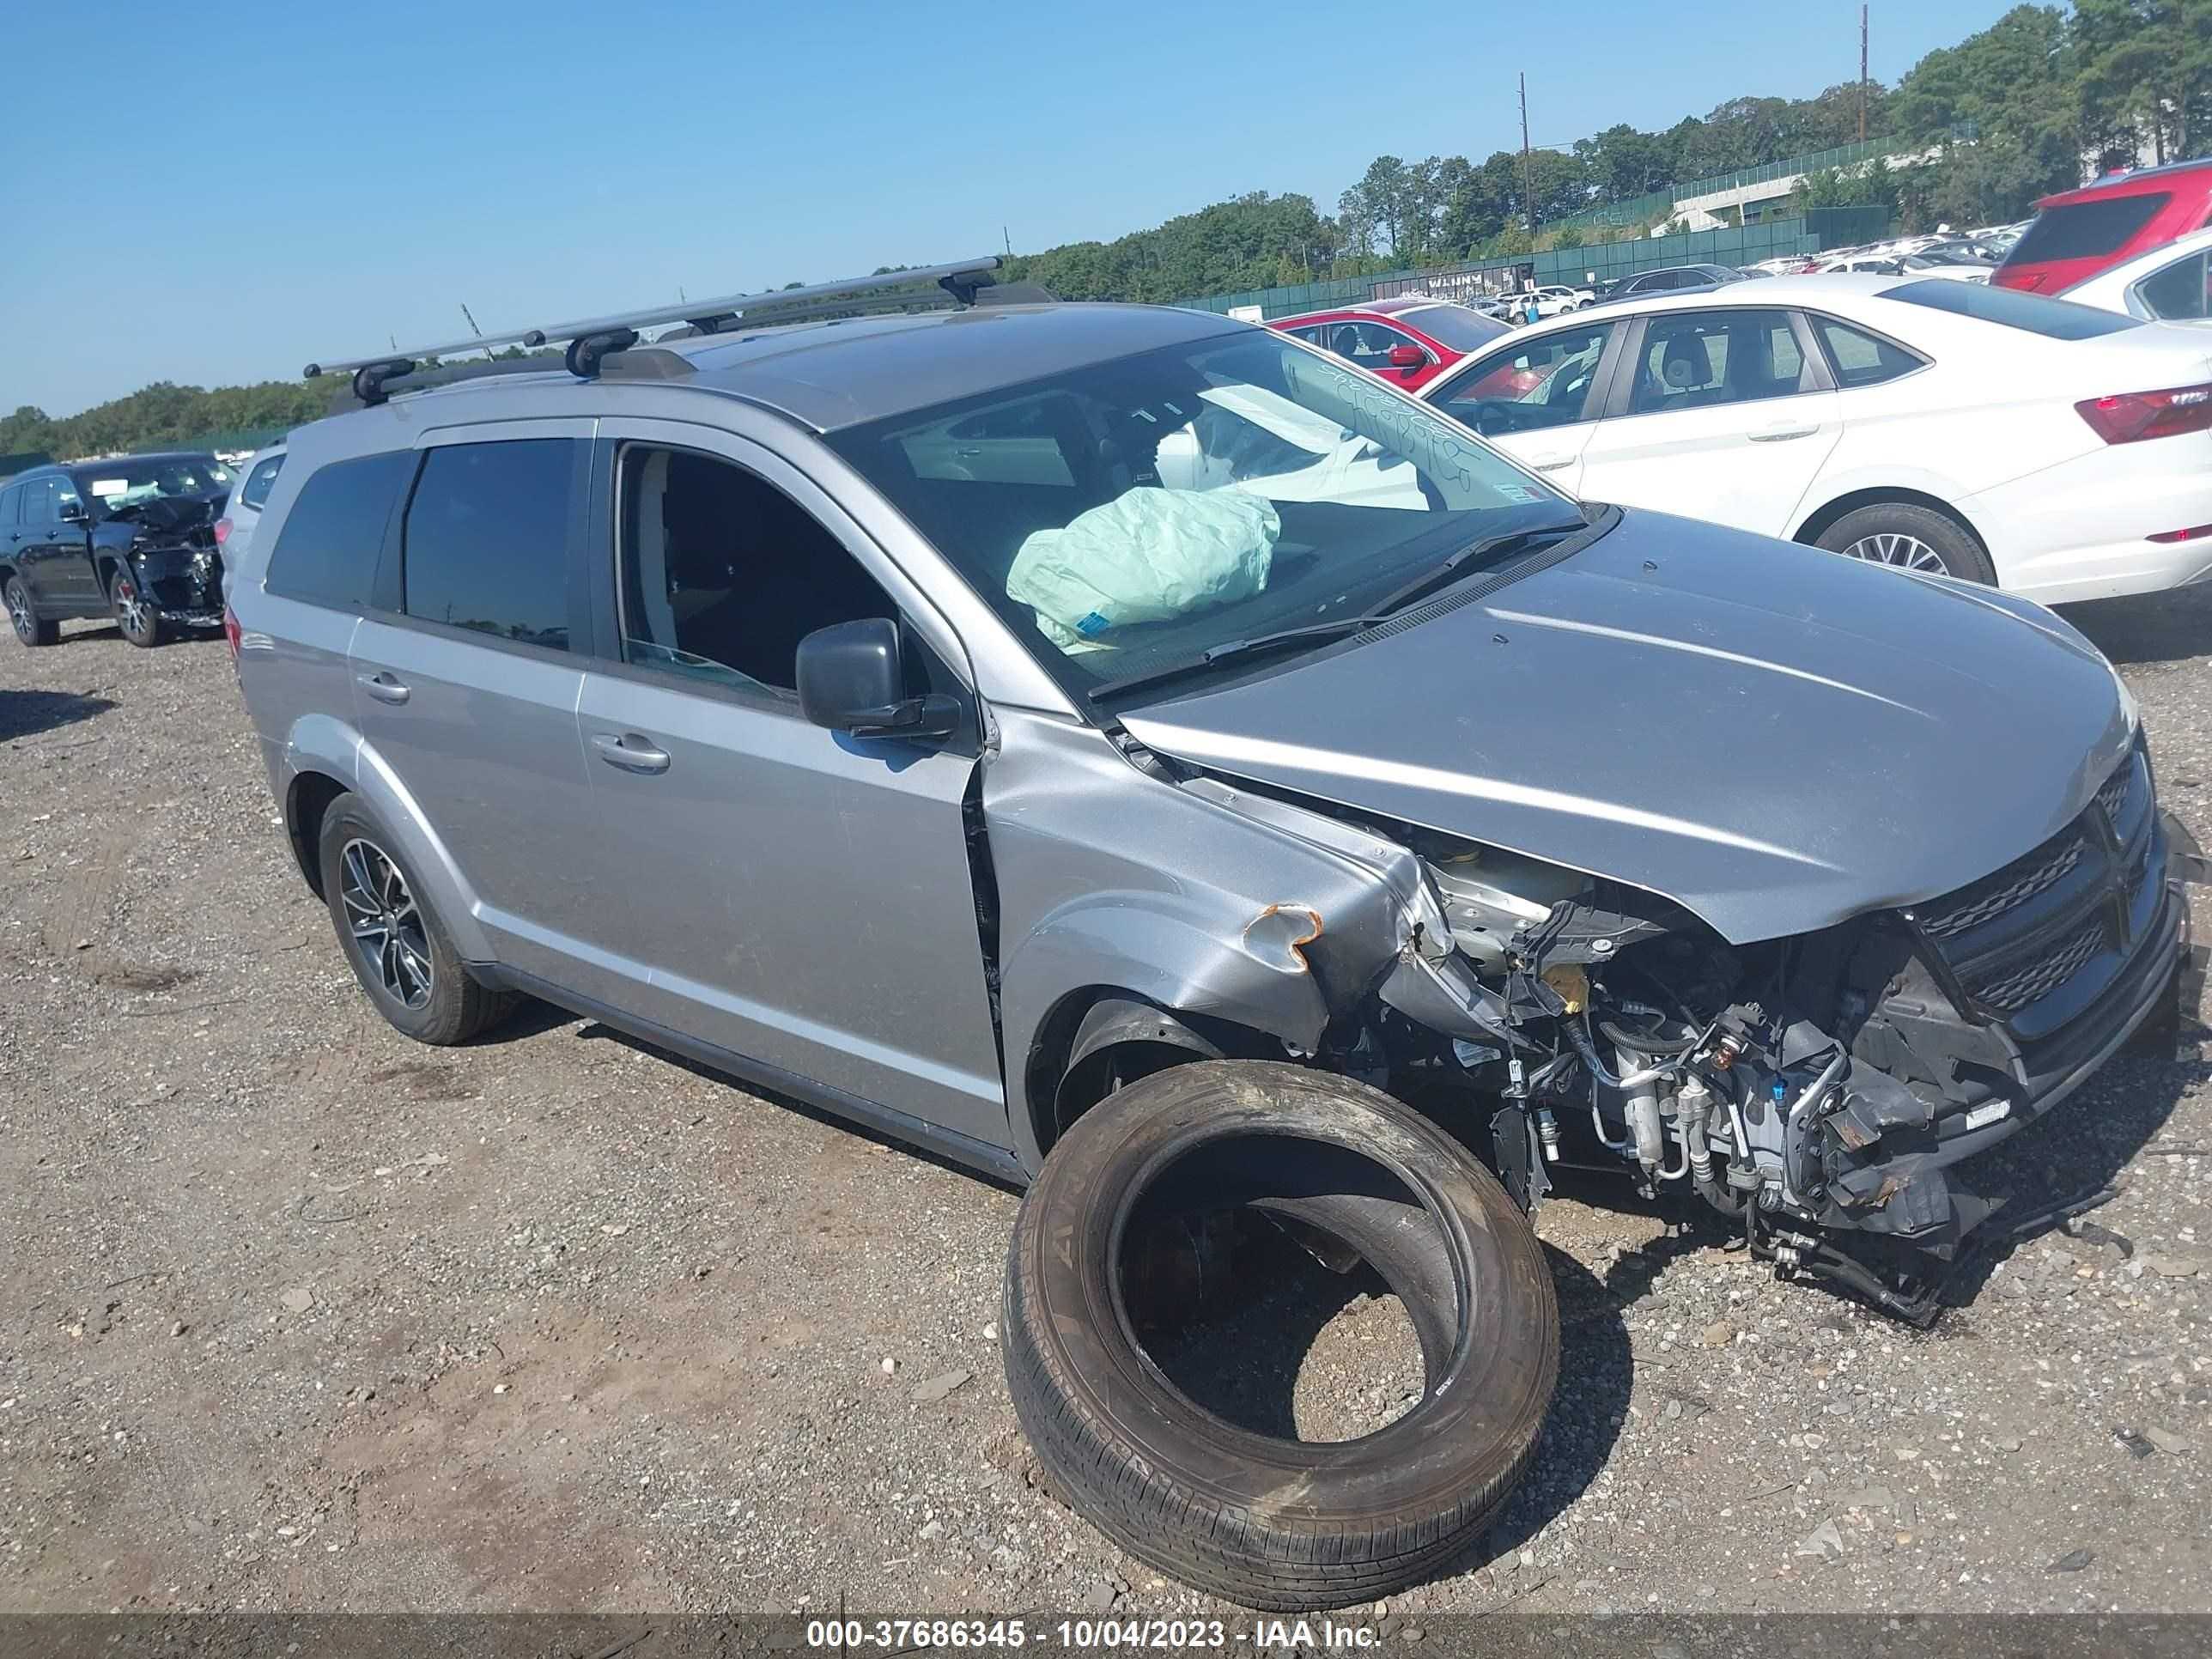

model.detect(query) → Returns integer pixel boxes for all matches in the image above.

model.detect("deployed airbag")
[1006,487,1278,653]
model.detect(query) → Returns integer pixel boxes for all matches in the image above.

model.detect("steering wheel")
[1460,399,1523,436]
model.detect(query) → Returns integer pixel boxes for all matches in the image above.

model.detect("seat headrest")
[1661,335,1709,390]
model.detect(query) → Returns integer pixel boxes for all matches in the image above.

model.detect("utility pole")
[1859,6,1869,144]
[1519,72,1535,236]
[1003,225,1013,258]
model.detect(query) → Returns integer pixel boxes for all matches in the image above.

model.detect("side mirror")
[1387,343,1425,372]
[57,500,88,524]
[796,617,961,741]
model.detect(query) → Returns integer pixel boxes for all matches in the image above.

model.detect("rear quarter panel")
[1786,307,2121,536]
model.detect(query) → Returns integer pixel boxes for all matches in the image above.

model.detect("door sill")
[471,963,1028,1186]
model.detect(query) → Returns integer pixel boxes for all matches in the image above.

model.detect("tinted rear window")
[1878,279,2142,337]
[400,439,578,650]
[2005,193,2170,264]
[263,450,414,608]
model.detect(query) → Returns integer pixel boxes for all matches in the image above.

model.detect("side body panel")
[569,418,1006,1146]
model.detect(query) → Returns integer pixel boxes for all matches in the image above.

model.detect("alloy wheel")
[1840,532,1950,574]
[112,577,153,641]
[4,583,29,642]
[339,838,434,1009]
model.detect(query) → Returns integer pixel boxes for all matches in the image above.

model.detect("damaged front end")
[1243,736,2191,1325]
[107,496,226,625]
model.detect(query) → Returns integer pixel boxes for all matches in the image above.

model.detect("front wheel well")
[1793,487,1988,555]
[284,771,349,898]
[1025,990,1279,1157]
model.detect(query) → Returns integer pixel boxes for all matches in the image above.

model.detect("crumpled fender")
[987,711,1447,1174]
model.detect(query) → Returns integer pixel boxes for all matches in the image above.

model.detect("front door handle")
[358,672,411,705]
[1750,424,1819,442]
[1527,455,1573,471]
[592,732,672,775]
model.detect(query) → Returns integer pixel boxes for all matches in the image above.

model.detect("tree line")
[7,3,2203,462]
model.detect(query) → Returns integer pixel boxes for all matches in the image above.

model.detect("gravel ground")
[0,593,2208,1620]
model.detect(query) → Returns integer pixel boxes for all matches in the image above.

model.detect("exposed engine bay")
[1245,736,2187,1326]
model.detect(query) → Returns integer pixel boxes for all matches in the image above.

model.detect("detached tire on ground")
[1003,1060,1559,1609]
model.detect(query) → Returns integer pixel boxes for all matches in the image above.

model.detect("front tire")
[1004,1060,1559,1609]
[1814,502,1996,585]
[4,576,57,647]
[317,793,512,1045]
[108,569,167,648]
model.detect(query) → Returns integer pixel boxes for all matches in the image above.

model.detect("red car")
[1269,297,1511,391]
[1996,157,2212,294]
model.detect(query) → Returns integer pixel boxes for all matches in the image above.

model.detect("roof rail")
[304,256,1006,405]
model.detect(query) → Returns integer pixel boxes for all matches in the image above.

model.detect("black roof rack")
[305,256,1006,406]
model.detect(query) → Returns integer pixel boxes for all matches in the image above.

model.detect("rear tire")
[316,793,514,1046]
[1004,1060,1559,1609]
[1814,501,1996,585]
[108,569,167,648]
[4,576,57,647]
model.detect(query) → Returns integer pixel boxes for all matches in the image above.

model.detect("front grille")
[1973,920,2104,1013]
[1911,739,2156,1029]
[1919,830,2082,939]
[2098,763,2131,821]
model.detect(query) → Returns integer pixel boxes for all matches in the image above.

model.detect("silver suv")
[228,261,2191,1611]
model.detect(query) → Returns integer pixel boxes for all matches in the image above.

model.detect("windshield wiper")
[1367,520,1589,619]
[1086,515,1603,706]
[1087,615,1383,703]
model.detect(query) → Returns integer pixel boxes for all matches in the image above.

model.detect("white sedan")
[1531,284,1595,316]
[2060,225,2212,323]
[1418,272,2212,604]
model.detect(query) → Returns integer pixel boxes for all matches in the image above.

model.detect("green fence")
[1553,191,1677,232]
[185,425,293,455]
[1179,216,1840,319]
[1553,134,1915,231]
[1802,204,1894,249]
[1670,136,1910,202]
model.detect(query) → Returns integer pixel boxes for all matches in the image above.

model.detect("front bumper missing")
[134,548,223,622]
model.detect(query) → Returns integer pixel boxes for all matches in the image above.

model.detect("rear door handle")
[1750,424,1819,442]
[592,732,672,775]
[358,672,410,705]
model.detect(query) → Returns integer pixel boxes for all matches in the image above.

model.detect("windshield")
[825,332,1580,698]
[76,457,234,513]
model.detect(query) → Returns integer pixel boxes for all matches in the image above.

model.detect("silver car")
[228,262,2191,1611]
[214,444,286,598]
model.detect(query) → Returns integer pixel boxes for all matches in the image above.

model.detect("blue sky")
[2,0,2016,415]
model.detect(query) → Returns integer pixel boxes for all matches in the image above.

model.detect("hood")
[1119,510,2133,945]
